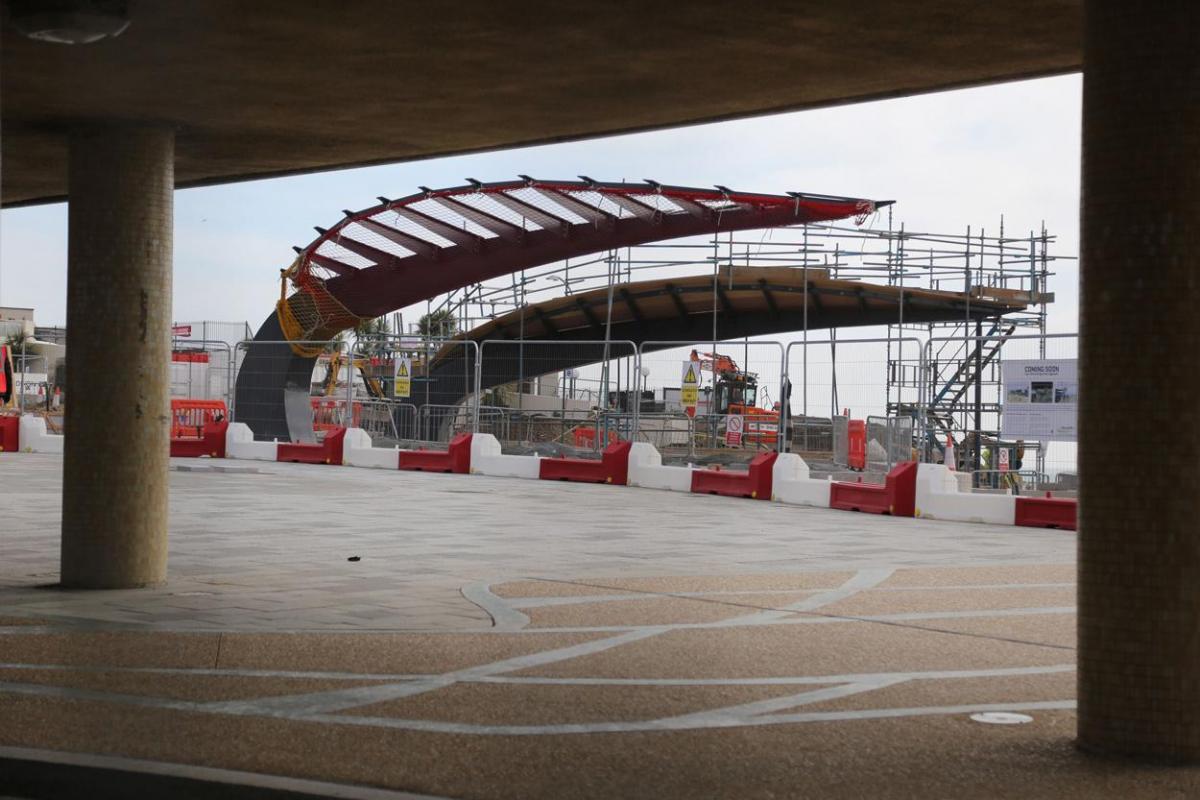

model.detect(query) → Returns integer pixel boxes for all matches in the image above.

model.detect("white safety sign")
[725,414,744,447]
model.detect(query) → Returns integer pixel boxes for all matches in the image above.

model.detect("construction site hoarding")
[1001,358,1078,441]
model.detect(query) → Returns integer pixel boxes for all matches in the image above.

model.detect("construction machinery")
[320,351,387,399]
[688,350,781,446]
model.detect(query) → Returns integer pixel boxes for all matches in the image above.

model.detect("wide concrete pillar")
[1078,2,1200,759]
[61,123,174,589]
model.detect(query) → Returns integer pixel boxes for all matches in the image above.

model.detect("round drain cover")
[970,712,1034,725]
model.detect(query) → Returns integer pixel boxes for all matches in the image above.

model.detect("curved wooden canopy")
[412,266,1027,412]
[451,265,1024,348]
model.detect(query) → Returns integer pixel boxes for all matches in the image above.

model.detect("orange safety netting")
[277,258,366,357]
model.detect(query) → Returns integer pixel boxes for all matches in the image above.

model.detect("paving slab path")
[3,453,1195,798]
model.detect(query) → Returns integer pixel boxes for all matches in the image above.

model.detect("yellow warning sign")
[681,360,699,409]
[394,356,412,398]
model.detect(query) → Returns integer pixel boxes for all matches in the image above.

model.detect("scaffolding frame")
[407,209,1068,458]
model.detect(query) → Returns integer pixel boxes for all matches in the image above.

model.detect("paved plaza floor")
[2,453,1198,798]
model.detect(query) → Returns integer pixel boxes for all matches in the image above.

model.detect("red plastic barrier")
[0,415,19,452]
[690,452,778,500]
[398,433,473,474]
[311,398,362,432]
[1015,495,1077,530]
[539,441,632,485]
[277,427,346,465]
[171,399,227,439]
[829,461,918,516]
[170,421,229,458]
[572,426,617,448]
[847,419,866,471]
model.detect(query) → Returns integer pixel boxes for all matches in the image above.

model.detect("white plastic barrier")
[914,463,1016,525]
[771,452,832,507]
[18,415,64,454]
[469,433,540,479]
[225,423,279,462]
[626,442,693,493]
[341,428,398,469]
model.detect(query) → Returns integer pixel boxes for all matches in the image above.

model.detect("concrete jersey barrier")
[915,463,1017,525]
[16,415,64,454]
[626,442,693,493]
[771,453,832,507]
[10,417,1074,533]
[469,433,540,479]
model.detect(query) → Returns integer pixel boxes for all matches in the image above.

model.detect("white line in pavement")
[460,581,530,630]
[498,604,1076,635]
[0,674,1078,736]
[204,627,665,716]
[302,699,1078,736]
[203,569,896,716]
[655,677,910,727]
[505,582,1075,609]
[0,568,1079,737]
[473,663,1077,687]
[0,662,1076,687]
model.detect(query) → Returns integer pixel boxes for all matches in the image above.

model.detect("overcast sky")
[0,74,1081,333]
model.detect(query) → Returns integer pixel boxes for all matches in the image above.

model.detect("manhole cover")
[970,712,1034,725]
[174,591,217,597]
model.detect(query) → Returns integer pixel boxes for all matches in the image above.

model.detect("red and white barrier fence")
[4,417,1076,530]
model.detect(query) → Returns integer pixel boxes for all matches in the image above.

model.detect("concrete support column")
[1078,2,1200,759]
[61,123,174,589]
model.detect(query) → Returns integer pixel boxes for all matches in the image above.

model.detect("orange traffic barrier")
[311,398,362,431]
[847,419,866,471]
[171,399,227,439]
[571,425,617,448]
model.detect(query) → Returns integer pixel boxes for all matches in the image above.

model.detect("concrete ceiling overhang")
[1,0,1081,207]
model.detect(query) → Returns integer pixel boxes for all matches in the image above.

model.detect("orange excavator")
[688,350,782,445]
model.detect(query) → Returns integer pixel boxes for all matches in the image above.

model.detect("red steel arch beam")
[291,178,887,323]
[241,179,886,442]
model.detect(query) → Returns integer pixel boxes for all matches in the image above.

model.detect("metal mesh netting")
[277,259,364,358]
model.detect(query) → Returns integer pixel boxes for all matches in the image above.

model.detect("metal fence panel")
[831,415,849,466]
[636,339,786,458]
[866,415,914,470]
[784,336,923,459]
[169,339,234,406]
[349,335,481,445]
[232,339,350,442]
[477,339,637,450]
[924,331,1078,489]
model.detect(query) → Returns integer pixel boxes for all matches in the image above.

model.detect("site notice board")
[1001,358,1077,442]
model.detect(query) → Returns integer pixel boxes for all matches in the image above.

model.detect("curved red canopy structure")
[243,178,889,442]
[277,177,887,344]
